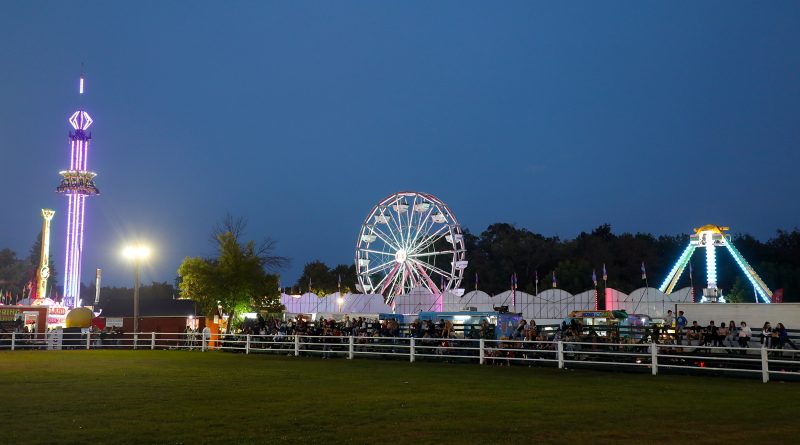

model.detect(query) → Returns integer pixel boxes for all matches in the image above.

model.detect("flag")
[602,263,608,282]
[474,271,479,290]
[511,272,517,306]
[552,271,557,288]
[440,274,445,293]
[688,261,693,280]
[641,261,647,280]
[592,269,598,287]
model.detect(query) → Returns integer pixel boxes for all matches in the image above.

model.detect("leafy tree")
[0,248,31,299]
[726,276,753,303]
[295,261,357,295]
[177,215,287,332]
[460,224,800,302]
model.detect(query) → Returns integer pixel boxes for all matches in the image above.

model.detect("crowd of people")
[658,310,798,353]
[214,311,800,367]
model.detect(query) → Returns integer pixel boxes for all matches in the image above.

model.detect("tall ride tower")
[56,72,99,309]
[37,209,56,300]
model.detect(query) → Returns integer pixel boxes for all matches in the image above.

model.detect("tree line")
[2,219,798,317]
[0,232,57,300]
[294,224,800,303]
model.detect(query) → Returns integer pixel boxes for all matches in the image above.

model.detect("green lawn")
[1,350,798,444]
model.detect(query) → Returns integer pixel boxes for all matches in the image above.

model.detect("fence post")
[133,333,138,350]
[202,334,207,352]
[557,341,564,369]
[151,332,156,350]
[410,337,415,363]
[651,343,658,376]
[246,334,251,354]
[348,336,354,360]
[761,347,769,383]
[86,332,91,350]
[294,335,300,357]
[10,332,15,351]
[479,339,485,365]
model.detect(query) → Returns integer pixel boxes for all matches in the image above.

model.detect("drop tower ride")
[56,72,99,308]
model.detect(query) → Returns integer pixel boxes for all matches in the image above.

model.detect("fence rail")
[2,331,799,383]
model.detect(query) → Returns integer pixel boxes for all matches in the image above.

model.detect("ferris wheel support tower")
[659,225,773,303]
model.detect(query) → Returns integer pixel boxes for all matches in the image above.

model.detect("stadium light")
[123,243,151,334]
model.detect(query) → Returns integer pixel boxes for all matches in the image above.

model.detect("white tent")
[337,293,392,314]
[606,287,689,319]
[281,292,392,314]
[393,286,440,313]
[493,290,534,313]
[281,292,318,313]
[513,289,592,320]
[668,287,694,304]
[444,290,495,312]
[603,288,628,312]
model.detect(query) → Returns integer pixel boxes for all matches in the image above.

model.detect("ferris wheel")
[355,191,467,300]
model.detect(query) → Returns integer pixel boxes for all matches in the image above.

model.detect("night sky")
[1,1,798,289]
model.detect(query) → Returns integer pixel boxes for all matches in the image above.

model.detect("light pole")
[123,245,151,334]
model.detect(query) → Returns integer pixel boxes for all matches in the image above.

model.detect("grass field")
[2,351,799,444]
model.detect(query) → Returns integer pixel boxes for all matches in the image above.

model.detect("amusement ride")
[659,225,774,303]
[355,192,468,302]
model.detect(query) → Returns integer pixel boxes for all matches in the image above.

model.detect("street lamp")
[123,244,151,334]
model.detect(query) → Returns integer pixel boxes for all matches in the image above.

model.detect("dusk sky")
[1,1,798,289]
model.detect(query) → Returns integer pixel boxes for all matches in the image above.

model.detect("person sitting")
[777,323,798,350]
[703,321,717,348]
[687,321,702,345]
[762,322,772,349]
[737,321,751,352]
[716,323,728,348]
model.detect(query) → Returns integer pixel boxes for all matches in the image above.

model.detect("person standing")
[513,319,527,340]
[676,311,688,344]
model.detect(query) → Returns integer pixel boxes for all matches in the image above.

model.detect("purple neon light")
[60,76,97,309]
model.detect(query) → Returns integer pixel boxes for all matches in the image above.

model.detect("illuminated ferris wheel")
[355,192,467,300]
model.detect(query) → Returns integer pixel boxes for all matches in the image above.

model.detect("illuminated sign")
[0,307,21,322]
